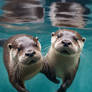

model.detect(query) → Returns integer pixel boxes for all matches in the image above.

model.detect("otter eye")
[18,47,22,52]
[73,37,78,41]
[57,34,61,38]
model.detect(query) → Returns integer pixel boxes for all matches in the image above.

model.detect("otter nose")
[62,40,72,47]
[25,50,36,57]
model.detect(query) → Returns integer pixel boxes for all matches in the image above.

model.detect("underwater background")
[0,0,92,92]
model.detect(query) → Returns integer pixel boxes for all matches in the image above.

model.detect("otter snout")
[61,40,72,47]
[25,50,36,57]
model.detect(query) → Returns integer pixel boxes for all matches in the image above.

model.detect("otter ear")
[8,43,13,49]
[51,32,55,36]
[36,37,39,40]
[82,37,86,42]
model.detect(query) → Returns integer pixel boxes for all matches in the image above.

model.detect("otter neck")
[47,46,80,66]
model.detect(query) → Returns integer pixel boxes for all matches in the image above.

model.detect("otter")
[0,34,43,92]
[42,29,86,92]
[0,34,60,92]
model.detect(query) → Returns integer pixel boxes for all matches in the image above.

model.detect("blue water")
[0,0,92,92]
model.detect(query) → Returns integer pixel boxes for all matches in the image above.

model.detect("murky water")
[0,0,92,92]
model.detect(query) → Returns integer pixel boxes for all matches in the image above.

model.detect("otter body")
[2,34,43,92]
[47,47,80,79]
[43,29,85,92]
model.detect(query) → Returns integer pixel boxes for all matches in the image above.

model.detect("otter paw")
[19,89,29,92]
[57,88,66,92]
[25,89,29,92]
[53,79,60,84]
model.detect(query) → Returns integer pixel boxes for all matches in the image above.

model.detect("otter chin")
[21,59,37,65]
[0,34,43,92]
[59,49,71,55]
[42,29,86,92]
[55,45,77,55]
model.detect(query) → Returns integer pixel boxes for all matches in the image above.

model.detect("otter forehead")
[12,35,39,46]
[14,36,40,50]
[55,29,82,40]
[15,36,35,46]
[7,34,41,51]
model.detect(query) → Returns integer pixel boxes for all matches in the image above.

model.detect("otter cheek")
[72,43,79,53]
[18,55,23,63]
[12,49,18,59]
[55,41,63,50]
[18,54,25,63]
[38,42,41,51]
[35,51,41,60]
[51,36,56,44]
[78,40,84,51]
[33,51,42,62]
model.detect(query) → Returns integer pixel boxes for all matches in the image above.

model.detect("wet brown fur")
[3,34,42,92]
[42,29,85,92]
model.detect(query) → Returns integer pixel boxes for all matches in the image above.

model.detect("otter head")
[8,35,42,65]
[51,29,86,56]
